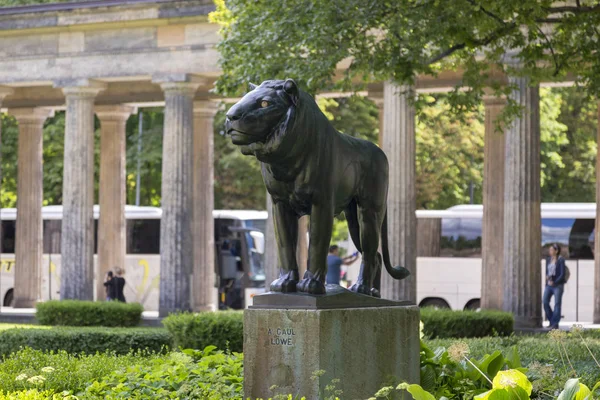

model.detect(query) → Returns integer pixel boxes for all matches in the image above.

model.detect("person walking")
[543,243,566,329]
[326,245,359,285]
[113,267,127,303]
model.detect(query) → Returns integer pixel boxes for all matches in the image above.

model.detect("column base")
[513,315,542,329]
[12,298,36,309]
[244,305,420,399]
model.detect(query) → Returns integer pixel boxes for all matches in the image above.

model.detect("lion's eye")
[261,100,269,108]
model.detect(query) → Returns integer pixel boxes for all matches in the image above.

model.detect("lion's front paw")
[269,270,299,293]
[349,282,370,296]
[296,278,326,295]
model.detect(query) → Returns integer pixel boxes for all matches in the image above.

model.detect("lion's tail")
[381,210,411,280]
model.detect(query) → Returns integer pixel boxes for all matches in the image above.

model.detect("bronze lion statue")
[225,79,409,296]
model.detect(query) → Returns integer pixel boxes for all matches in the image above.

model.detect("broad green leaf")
[396,382,436,400]
[575,383,591,400]
[558,378,582,400]
[475,388,510,400]
[493,370,532,395]
[478,351,505,379]
[591,381,600,394]
[505,346,521,369]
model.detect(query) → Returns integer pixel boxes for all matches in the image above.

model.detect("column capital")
[193,100,220,118]
[153,73,206,96]
[95,105,136,122]
[54,79,106,98]
[8,107,54,125]
[0,86,14,103]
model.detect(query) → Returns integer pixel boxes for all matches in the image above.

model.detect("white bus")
[0,206,267,311]
[416,203,595,322]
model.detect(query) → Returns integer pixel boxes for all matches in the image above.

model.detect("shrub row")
[36,300,143,327]
[160,307,514,352]
[420,307,514,338]
[0,327,171,358]
[163,311,243,352]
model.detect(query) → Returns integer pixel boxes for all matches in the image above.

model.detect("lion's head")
[225,79,299,148]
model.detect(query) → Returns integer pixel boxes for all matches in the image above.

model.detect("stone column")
[192,100,218,311]
[156,79,200,316]
[95,105,134,300]
[502,77,542,328]
[380,82,417,302]
[264,193,278,289]
[481,96,506,310]
[594,101,600,324]
[10,108,52,307]
[57,81,105,300]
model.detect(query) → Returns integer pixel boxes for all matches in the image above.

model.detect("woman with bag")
[543,243,566,330]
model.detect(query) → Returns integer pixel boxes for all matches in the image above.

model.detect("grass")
[0,324,45,331]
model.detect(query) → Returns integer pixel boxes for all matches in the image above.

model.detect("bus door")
[216,226,265,309]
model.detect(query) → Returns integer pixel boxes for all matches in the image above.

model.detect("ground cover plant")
[0,323,597,399]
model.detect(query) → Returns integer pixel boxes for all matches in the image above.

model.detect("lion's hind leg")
[349,206,381,297]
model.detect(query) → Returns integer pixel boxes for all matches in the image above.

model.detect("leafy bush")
[0,327,171,357]
[36,300,143,327]
[84,346,243,399]
[0,348,160,394]
[163,311,243,352]
[421,308,513,338]
[0,390,75,400]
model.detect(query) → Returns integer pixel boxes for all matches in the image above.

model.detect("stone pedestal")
[244,293,420,399]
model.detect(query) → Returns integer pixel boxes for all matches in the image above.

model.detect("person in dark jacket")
[113,267,127,303]
[103,271,116,301]
[543,243,566,329]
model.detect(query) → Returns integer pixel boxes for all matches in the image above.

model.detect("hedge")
[0,327,171,357]
[420,307,514,338]
[162,311,243,352]
[36,300,143,327]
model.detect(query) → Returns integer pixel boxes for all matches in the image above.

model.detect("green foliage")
[211,0,600,125]
[416,95,484,209]
[162,311,243,353]
[213,106,266,210]
[0,327,171,357]
[83,347,243,399]
[0,347,160,395]
[36,300,143,327]
[420,308,513,339]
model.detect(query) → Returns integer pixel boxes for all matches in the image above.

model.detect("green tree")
[211,0,600,124]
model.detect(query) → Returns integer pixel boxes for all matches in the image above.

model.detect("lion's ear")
[249,82,258,91]
[283,79,299,106]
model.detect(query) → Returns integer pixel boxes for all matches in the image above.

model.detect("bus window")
[1,221,16,254]
[126,219,160,254]
[245,219,266,233]
[568,219,594,259]
[43,220,61,254]
[440,218,482,257]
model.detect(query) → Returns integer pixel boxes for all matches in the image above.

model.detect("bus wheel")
[3,289,14,307]
[464,299,481,311]
[419,298,450,309]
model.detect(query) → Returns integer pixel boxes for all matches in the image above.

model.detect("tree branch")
[536,26,561,76]
[465,0,507,25]
[544,5,600,13]
[426,23,517,65]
